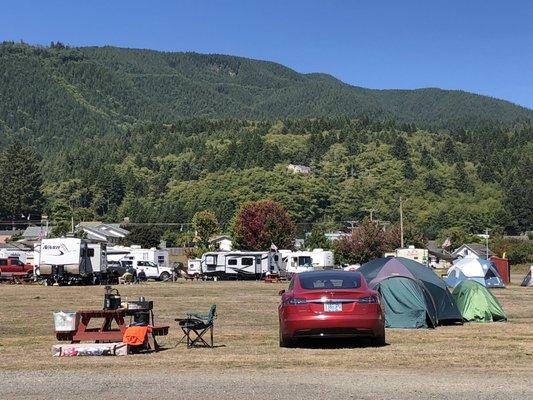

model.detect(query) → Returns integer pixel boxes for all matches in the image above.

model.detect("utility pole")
[485,228,489,258]
[364,208,376,222]
[400,196,404,248]
[346,220,358,234]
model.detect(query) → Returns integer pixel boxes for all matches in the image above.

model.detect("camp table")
[55,308,169,350]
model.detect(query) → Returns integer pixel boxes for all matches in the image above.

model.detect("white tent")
[445,258,505,288]
[521,266,533,287]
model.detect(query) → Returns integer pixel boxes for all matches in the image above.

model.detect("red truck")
[0,257,34,281]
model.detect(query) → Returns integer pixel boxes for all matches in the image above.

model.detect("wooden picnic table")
[56,308,169,350]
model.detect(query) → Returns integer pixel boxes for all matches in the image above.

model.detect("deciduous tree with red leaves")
[232,200,296,251]
[333,220,390,264]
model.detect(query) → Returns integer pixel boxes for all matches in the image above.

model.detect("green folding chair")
[175,304,217,348]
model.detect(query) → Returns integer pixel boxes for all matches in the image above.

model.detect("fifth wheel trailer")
[200,251,282,279]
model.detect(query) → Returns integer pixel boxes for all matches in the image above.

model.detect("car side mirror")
[278,289,285,296]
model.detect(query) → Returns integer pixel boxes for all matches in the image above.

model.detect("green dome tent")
[452,280,507,322]
[359,257,462,329]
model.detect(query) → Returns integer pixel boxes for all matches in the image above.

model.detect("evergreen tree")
[403,159,416,180]
[0,139,43,221]
[454,162,472,192]
[391,135,409,160]
[420,147,434,168]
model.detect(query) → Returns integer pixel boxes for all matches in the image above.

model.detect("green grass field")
[0,280,532,372]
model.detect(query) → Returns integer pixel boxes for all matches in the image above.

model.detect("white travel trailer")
[35,238,107,285]
[310,248,335,269]
[107,245,170,268]
[200,251,282,279]
[107,245,172,281]
[0,248,31,263]
[280,250,315,274]
[280,248,335,273]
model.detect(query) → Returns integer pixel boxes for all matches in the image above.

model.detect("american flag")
[441,237,451,249]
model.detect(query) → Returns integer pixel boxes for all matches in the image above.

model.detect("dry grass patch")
[0,281,531,372]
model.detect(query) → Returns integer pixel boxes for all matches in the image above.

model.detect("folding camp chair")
[175,304,217,348]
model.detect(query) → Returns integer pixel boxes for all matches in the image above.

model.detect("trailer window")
[0,259,6,266]
[88,248,94,257]
[158,255,165,264]
[242,258,254,266]
[205,255,216,265]
[227,259,237,266]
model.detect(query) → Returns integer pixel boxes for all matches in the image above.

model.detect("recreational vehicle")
[280,250,315,274]
[200,250,282,279]
[35,238,107,285]
[0,248,31,263]
[280,248,335,273]
[395,246,429,266]
[107,245,172,281]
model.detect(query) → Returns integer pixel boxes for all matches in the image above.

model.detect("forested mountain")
[1,41,532,145]
[0,42,531,240]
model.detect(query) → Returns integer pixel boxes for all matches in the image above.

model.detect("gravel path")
[2,370,532,399]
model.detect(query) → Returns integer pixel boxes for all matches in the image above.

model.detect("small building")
[452,243,494,260]
[0,229,23,244]
[22,226,51,241]
[287,164,311,174]
[77,222,129,244]
[210,235,233,251]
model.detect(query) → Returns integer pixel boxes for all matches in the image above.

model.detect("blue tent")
[445,258,505,288]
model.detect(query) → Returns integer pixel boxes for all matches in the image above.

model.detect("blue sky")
[2,0,532,108]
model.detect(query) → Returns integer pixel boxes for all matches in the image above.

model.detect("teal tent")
[379,277,434,328]
[359,257,462,329]
[452,280,507,322]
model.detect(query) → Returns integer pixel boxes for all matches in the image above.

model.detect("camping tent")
[359,257,462,328]
[521,266,533,287]
[452,280,507,322]
[445,258,505,288]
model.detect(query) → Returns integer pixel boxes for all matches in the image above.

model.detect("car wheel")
[159,271,171,281]
[370,334,386,347]
[279,326,294,348]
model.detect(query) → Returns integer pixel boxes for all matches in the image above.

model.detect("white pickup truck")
[120,259,173,281]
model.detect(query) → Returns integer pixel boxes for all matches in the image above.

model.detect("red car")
[278,270,385,347]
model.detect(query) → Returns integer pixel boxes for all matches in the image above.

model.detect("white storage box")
[53,311,79,332]
[52,342,128,357]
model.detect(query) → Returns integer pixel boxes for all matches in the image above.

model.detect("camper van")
[35,238,107,285]
[280,249,335,273]
[200,251,282,279]
[107,245,172,281]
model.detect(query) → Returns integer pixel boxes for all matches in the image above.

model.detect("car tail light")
[286,297,308,305]
[355,295,379,304]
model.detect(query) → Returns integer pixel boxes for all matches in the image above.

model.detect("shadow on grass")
[290,337,389,349]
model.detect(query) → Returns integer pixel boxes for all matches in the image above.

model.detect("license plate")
[324,303,342,312]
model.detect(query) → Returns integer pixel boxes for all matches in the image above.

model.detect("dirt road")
[2,370,532,399]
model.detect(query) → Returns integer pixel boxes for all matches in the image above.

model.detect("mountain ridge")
[0,42,531,142]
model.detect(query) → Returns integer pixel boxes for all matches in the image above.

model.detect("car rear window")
[300,272,362,290]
